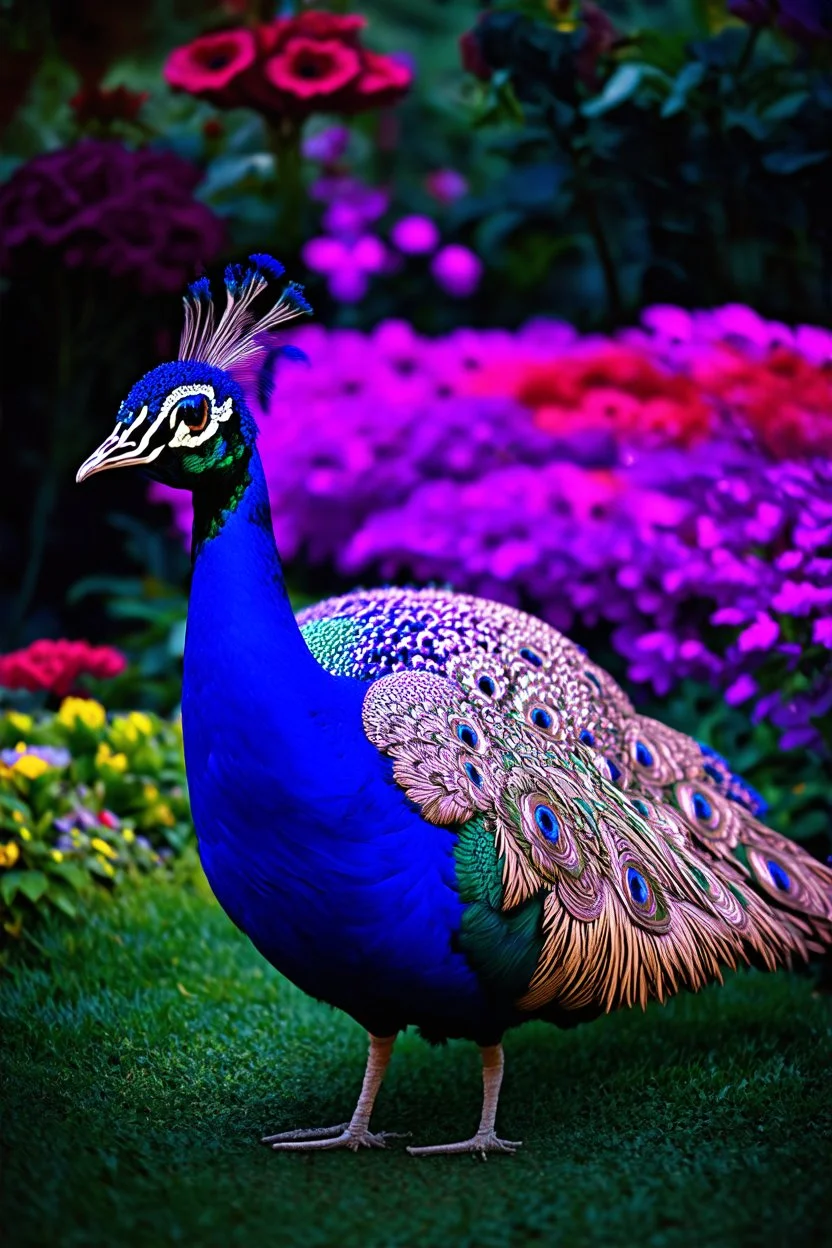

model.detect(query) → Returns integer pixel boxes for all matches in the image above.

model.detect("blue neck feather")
[180,444,488,1036]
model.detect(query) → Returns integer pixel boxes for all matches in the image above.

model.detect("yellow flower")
[19,827,32,842]
[95,743,127,772]
[97,856,116,878]
[90,837,117,860]
[122,827,135,844]
[0,841,20,868]
[110,719,139,749]
[127,711,153,737]
[151,803,175,828]
[12,754,50,780]
[7,711,33,734]
[58,697,106,731]
[51,849,64,863]
[143,784,159,802]
[12,810,25,823]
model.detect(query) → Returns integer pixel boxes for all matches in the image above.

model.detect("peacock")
[77,256,832,1158]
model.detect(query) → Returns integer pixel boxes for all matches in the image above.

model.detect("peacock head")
[76,254,311,489]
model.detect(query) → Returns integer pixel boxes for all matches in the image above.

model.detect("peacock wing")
[361,657,832,1019]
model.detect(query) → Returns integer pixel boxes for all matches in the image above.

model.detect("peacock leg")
[407,1043,521,1159]
[262,1033,408,1152]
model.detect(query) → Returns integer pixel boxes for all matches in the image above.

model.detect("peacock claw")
[262,1124,410,1152]
[407,1131,522,1160]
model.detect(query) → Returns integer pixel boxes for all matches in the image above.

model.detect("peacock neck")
[185,446,326,713]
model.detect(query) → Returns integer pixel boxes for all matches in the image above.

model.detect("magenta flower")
[302,233,386,302]
[390,215,440,255]
[425,169,468,204]
[164,30,258,107]
[431,244,483,298]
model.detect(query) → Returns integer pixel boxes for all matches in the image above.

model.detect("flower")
[0,842,20,869]
[0,142,224,295]
[165,11,412,123]
[264,36,362,112]
[164,29,258,106]
[70,84,149,126]
[7,753,51,780]
[151,305,832,752]
[302,233,386,302]
[430,245,483,298]
[459,20,493,82]
[90,836,117,859]
[0,638,126,698]
[728,0,832,40]
[390,215,440,255]
[302,125,351,165]
[425,169,468,204]
[58,697,107,731]
[95,743,128,772]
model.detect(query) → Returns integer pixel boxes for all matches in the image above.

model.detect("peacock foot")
[262,1123,409,1152]
[408,1130,522,1160]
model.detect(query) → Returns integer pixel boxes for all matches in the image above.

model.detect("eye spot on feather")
[456,723,479,749]
[692,792,713,821]
[635,741,654,768]
[627,867,650,907]
[584,670,601,691]
[534,803,560,843]
[530,707,553,731]
[632,799,650,819]
[703,763,721,784]
[519,647,542,668]
[464,761,483,789]
[606,758,622,784]
[478,675,496,696]
[580,729,595,746]
[767,859,791,892]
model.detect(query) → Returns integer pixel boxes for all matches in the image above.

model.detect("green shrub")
[0,699,191,948]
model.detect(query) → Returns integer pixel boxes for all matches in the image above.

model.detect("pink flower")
[302,232,386,302]
[0,638,126,697]
[164,29,257,106]
[737,613,780,653]
[813,618,832,649]
[390,215,440,255]
[425,169,468,204]
[431,244,482,298]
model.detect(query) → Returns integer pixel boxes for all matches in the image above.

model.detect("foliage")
[1,865,831,1246]
[0,699,190,946]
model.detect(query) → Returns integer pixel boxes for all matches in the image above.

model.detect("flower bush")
[164,11,411,122]
[152,305,832,754]
[0,639,127,699]
[0,699,190,945]
[0,139,224,294]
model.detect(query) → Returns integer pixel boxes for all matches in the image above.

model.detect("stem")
[267,118,305,253]
[736,24,761,76]
[575,175,623,322]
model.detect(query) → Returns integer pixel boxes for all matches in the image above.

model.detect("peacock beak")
[76,419,164,483]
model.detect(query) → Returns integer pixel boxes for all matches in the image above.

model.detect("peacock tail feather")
[300,587,832,1020]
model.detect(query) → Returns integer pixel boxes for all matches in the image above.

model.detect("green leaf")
[0,871,24,904]
[16,870,49,902]
[762,150,829,175]
[581,64,668,118]
[661,62,706,118]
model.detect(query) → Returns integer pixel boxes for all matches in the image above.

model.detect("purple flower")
[302,125,351,165]
[425,169,468,204]
[2,744,71,767]
[431,245,483,298]
[390,215,440,255]
[302,233,387,302]
[0,141,224,293]
[150,304,832,753]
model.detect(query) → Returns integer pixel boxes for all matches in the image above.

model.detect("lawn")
[2,859,831,1248]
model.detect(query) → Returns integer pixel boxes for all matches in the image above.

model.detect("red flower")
[165,11,411,121]
[459,25,492,82]
[0,639,127,698]
[264,36,362,106]
[70,84,149,126]
[164,29,258,107]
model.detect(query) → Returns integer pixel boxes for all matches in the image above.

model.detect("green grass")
[2,861,831,1248]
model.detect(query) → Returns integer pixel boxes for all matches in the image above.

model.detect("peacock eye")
[174,394,210,433]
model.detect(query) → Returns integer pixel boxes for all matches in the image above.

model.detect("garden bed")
[2,857,830,1248]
